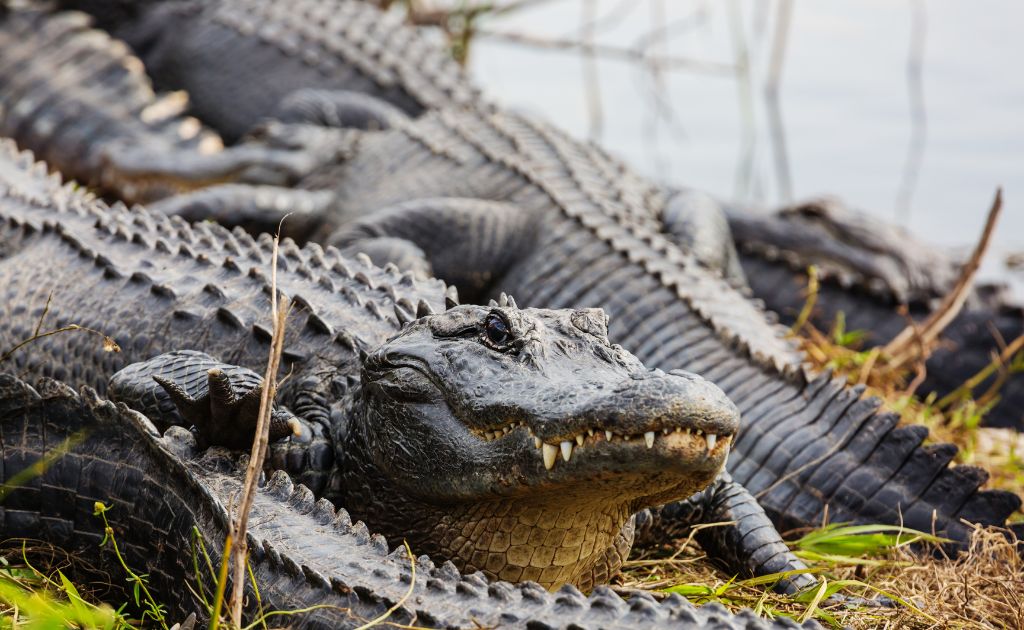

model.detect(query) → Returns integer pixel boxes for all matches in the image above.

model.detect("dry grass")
[618,523,1024,629]
[794,296,1024,501]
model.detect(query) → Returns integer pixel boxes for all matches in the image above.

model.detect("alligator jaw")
[539,428,732,470]
[475,420,733,471]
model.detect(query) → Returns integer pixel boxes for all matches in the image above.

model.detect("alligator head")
[344,303,739,590]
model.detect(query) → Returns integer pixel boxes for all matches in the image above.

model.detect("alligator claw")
[109,350,305,451]
[154,370,300,450]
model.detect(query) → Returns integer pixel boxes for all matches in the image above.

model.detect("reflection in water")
[765,0,794,204]
[895,0,927,223]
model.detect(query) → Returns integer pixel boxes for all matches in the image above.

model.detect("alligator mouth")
[471,421,733,471]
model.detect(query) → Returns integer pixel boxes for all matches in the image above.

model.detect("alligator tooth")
[605,431,613,441]
[644,431,655,448]
[684,428,691,435]
[560,440,573,462]
[675,426,682,433]
[542,443,558,470]
[622,435,630,442]
[707,434,717,451]
[575,434,585,446]
[503,426,511,434]
[534,436,543,449]
[485,431,495,441]
[587,429,594,437]
[662,427,670,435]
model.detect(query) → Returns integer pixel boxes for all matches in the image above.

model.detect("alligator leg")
[108,350,337,494]
[337,237,434,280]
[102,138,328,194]
[327,197,539,303]
[148,184,334,240]
[273,88,409,130]
[660,188,747,284]
[109,350,303,448]
[635,471,817,596]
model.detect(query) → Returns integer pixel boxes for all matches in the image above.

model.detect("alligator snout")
[469,369,739,472]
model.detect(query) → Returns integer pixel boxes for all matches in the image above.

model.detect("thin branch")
[573,0,639,38]
[631,5,708,54]
[0,324,120,364]
[727,0,757,201]
[788,265,819,336]
[473,28,737,75]
[642,0,672,182]
[935,332,1024,410]
[229,226,291,626]
[883,189,1003,368]
[31,291,54,338]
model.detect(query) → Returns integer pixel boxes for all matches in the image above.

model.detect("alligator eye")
[484,313,512,346]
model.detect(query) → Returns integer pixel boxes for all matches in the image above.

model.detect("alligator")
[0,138,853,603]
[0,374,825,629]
[722,195,1024,430]
[0,3,1018,549]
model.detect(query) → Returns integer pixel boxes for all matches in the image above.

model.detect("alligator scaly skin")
[0,375,822,629]
[57,0,480,141]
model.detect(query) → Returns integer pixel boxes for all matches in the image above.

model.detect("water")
[469,0,1023,290]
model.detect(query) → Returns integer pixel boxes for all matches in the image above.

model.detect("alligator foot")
[338,236,434,280]
[148,184,333,240]
[109,350,306,449]
[635,470,818,595]
[154,368,300,449]
[327,197,538,302]
[273,88,409,130]
[661,188,747,285]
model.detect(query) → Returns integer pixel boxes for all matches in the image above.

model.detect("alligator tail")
[726,366,1021,543]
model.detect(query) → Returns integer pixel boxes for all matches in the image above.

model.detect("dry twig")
[883,189,1003,370]
[228,228,291,626]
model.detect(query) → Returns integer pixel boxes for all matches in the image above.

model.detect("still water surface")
[468,1,1022,289]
